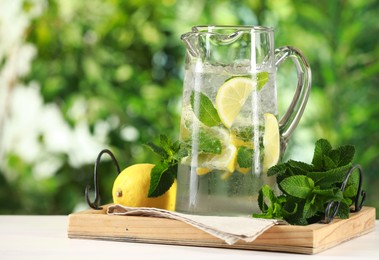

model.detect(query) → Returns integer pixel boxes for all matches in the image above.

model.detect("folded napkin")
[107,204,278,245]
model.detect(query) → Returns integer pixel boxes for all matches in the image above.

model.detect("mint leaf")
[343,170,359,198]
[257,185,275,212]
[338,145,355,165]
[303,194,318,219]
[267,163,287,176]
[257,71,269,90]
[182,130,222,155]
[336,202,350,219]
[287,160,314,172]
[198,131,222,154]
[159,135,175,158]
[190,91,221,127]
[148,163,176,197]
[253,185,285,220]
[231,126,253,142]
[171,140,181,154]
[312,139,332,170]
[172,144,189,162]
[323,155,338,170]
[280,175,314,199]
[144,142,168,159]
[343,184,357,198]
[237,146,253,168]
[310,164,352,187]
[312,187,343,202]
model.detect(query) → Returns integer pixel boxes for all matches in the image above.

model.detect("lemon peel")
[112,163,177,210]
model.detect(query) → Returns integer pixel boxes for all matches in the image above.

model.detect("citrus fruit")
[112,163,177,210]
[262,113,280,173]
[181,127,238,174]
[230,131,253,174]
[197,144,237,173]
[216,77,254,128]
[230,132,254,149]
[196,167,211,175]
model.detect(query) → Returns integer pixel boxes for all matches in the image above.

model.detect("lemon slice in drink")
[182,135,237,174]
[216,77,254,128]
[198,144,237,173]
[196,167,211,175]
[262,113,280,173]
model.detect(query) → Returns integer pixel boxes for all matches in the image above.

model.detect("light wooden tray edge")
[67,206,376,255]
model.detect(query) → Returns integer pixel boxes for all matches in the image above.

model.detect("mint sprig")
[253,138,359,225]
[145,133,222,197]
[145,135,188,197]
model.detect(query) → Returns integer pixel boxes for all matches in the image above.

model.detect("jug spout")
[181,26,252,60]
[181,32,200,57]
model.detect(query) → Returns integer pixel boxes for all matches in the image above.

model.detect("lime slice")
[216,77,254,128]
[262,113,280,173]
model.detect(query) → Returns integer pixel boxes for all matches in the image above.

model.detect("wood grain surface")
[67,205,376,254]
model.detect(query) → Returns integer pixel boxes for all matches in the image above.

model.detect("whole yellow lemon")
[112,163,177,211]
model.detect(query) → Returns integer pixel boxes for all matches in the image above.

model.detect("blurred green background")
[0,0,378,216]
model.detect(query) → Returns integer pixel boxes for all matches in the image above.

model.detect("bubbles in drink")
[176,62,278,216]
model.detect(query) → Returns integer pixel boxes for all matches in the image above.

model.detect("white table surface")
[0,216,378,260]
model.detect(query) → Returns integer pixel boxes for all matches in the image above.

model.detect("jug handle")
[275,46,311,153]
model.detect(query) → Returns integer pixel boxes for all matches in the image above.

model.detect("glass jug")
[176,26,311,216]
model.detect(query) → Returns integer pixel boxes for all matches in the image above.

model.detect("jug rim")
[181,25,274,41]
[192,25,274,32]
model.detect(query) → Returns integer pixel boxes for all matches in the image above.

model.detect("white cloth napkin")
[107,204,278,245]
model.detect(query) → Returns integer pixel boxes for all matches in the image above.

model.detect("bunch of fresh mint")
[253,139,359,225]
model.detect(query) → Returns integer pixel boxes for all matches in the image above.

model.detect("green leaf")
[343,184,358,198]
[172,144,189,162]
[144,142,168,159]
[336,202,350,219]
[198,131,222,154]
[159,135,172,156]
[237,146,253,168]
[323,155,337,170]
[303,194,318,219]
[257,185,271,213]
[190,91,221,127]
[336,145,355,166]
[288,160,314,172]
[280,175,314,199]
[148,162,176,197]
[267,163,287,176]
[253,185,285,219]
[312,139,332,170]
[342,197,353,206]
[313,187,343,201]
[171,140,181,153]
[257,71,269,90]
[312,187,338,197]
[310,164,352,187]
[231,126,254,142]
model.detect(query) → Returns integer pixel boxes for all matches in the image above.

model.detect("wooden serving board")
[67,205,375,254]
